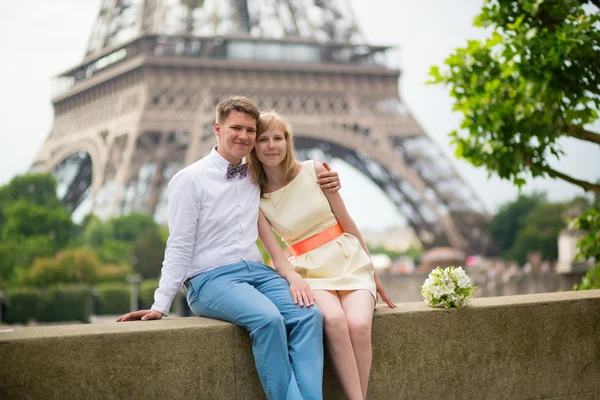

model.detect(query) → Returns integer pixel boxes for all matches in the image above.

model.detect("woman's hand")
[375,271,396,308]
[284,270,315,307]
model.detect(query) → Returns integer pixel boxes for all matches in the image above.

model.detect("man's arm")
[116,172,200,321]
[316,161,341,192]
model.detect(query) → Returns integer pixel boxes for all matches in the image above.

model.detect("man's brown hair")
[216,96,260,125]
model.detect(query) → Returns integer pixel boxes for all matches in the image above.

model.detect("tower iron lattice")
[34,0,489,252]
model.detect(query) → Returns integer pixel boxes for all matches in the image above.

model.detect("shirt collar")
[209,146,247,172]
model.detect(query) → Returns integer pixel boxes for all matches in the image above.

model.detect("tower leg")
[109,130,138,217]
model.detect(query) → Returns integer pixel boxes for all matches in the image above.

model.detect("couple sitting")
[117,96,395,400]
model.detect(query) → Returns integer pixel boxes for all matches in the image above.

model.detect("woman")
[248,111,396,400]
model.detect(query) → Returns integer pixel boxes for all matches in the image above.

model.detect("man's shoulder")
[185,156,214,172]
[168,157,212,188]
[175,156,213,177]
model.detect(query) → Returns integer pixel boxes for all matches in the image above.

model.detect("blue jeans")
[187,261,324,400]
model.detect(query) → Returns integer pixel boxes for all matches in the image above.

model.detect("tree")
[95,240,133,265]
[0,174,76,287]
[0,173,65,233]
[430,0,600,286]
[366,245,403,260]
[508,202,567,264]
[19,249,101,287]
[572,206,600,290]
[0,236,55,288]
[0,173,61,209]
[131,228,167,279]
[430,0,600,192]
[1,200,74,249]
[109,213,159,243]
[486,193,546,256]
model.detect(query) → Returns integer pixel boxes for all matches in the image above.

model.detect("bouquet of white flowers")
[421,266,476,309]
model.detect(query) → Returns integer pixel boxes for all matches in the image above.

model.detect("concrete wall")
[1,290,599,400]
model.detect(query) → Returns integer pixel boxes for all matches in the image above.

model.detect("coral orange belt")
[289,223,344,257]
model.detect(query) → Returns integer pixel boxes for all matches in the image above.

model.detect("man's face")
[214,110,257,164]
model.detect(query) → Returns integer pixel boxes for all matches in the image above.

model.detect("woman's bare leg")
[312,290,363,400]
[339,290,375,399]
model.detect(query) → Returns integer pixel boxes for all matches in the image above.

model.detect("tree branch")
[565,127,600,145]
[542,165,600,193]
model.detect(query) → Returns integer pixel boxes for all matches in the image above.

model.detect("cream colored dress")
[259,160,376,299]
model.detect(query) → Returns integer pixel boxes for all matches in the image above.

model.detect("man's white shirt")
[151,147,263,315]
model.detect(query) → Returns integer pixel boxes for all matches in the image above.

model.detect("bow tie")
[226,163,248,179]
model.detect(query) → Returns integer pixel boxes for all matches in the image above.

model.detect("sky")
[0,0,598,231]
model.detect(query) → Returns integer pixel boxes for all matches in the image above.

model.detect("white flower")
[451,267,472,289]
[420,266,476,309]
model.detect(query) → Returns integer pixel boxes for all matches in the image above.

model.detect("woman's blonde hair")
[248,111,299,197]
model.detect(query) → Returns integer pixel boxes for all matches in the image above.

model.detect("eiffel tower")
[33,0,488,252]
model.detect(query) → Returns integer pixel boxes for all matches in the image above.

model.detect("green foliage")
[487,193,545,256]
[0,236,55,288]
[131,228,166,279]
[81,215,112,248]
[158,226,170,243]
[0,172,174,321]
[96,263,132,283]
[139,279,179,314]
[0,173,61,210]
[41,284,92,323]
[96,239,132,264]
[0,174,70,245]
[20,248,101,287]
[82,214,164,278]
[486,193,578,264]
[139,279,160,310]
[572,206,600,290]
[574,265,600,290]
[256,239,271,264]
[508,202,567,264]
[109,213,159,243]
[571,206,600,261]
[256,232,287,265]
[1,201,74,248]
[430,0,600,192]
[5,287,41,324]
[0,173,72,287]
[95,283,131,315]
[367,245,403,260]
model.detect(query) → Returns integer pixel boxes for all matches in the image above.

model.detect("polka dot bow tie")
[226,163,248,179]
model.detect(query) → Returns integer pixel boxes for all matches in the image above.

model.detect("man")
[117,96,340,400]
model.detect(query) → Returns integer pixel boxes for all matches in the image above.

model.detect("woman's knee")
[346,316,372,340]
[322,309,348,332]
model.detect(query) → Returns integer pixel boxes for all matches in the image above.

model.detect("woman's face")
[255,125,287,167]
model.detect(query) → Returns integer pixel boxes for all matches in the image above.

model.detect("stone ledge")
[1,290,599,399]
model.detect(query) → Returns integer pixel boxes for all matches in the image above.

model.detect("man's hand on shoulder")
[316,161,341,192]
[116,309,164,322]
